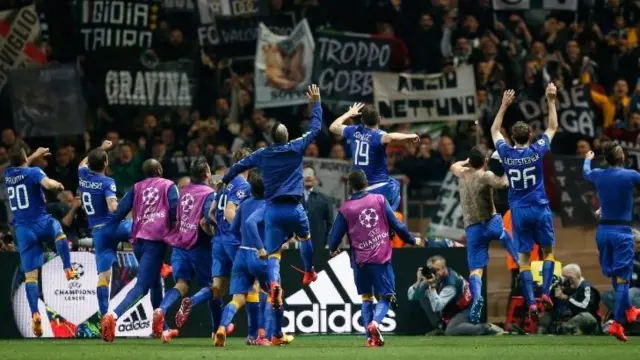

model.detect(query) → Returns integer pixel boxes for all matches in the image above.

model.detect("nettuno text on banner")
[374,65,477,125]
[302,157,350,206]
[313,31,391,104]
[431,172,465,240]
[254,19,314,109]
[0,4,46,92]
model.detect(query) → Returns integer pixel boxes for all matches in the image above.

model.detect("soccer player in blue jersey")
[174,149,251,337]
[490,84,559,318]
[4,146,75,337]
[78,140,133,318]
[328,103,419,210]
[583,145,640,342]
[220,85,323,345]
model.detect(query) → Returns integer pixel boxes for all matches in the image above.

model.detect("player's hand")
[345,102,364,117]
[586,151,595,160]
[306,84,321,102]
[33,147,51,158]
[257,248,267,260]
[72,196,82,209]
[414,238,424,247]
[55,182,65,191]
[330,249,341,257]
[501,89,515,107]
[545,82,557,101]
[100,140,113,150]
[426,275,437,288]
[416,267,423,282]
[410,134,420,143]
[595,208,601,218]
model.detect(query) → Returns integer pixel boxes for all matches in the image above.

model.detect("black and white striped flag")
[492,0,578,11]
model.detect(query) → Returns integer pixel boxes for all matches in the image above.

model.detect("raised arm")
[449,159,470,178]
[26,147,50,166]
[222,150,260,184]
[583,151,596,181]
[544,83,559,141]
[491,90,515,147]
[79,140,113,169]
[480,170,509,189]
[113,188,134,222]
[290,84,323,154]
[381,132,420,145]
[40,177,64,191]
[329,103,364,136]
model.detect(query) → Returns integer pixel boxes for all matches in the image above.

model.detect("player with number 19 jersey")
[496,134,554,252]
[343,125,401,210]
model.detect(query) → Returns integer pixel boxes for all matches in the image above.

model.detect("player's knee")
[361,294,375,302]
[268,252,282,260]
[296,233,311,241]
[97,271,111,287]
[55,233,67,242]
[175,280,189,296]
[470,269,483,277]
[542,247,554,260]
[25,270,38,283]
[231,296,246,309]
[247,291,260,303]
[518,253,531,267]
[616,277,629,284]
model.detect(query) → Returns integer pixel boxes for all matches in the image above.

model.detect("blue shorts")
[264,201,309,254]
[367,178,401,211]
[229,248,269,295]
[172,240,212,286]
[596,225,634,280]
[15,217,64,273]
[133,239,167,289]
[511,204,555,253]
[465,214,504,270]
[211,242,239,278]
[351,258,395,296]
[93,219,132,273]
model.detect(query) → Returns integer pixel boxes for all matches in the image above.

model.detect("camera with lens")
[421,265,435,279]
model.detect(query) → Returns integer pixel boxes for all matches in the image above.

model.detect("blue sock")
[258,292,267,332]
[160,288,182,314]
[192,287,213,306]
[264,304,273,339]
[542,260,555,296]
[499,231,519,265]
[299,240,314,272]
[469,273,482,301]
[150,280,163,309]
[273,307,284,338]
[55,238,72,270]
[97,285,109,315]
[209,298,223,331]
[520,270,536,307]
[114,284,146,317]
[220,301,239,330]
[361,300,374,338]
[25,282,40,314]
[614,282,630,323]
[246,300,260,338]
[373,298,391,324]
[267,257,281,285]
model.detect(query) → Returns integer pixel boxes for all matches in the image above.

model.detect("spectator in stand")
[330,143,346,161]
[141,114,161,143]
[1,129,30,154]
[593,78,630,129]
[576,139,592,158]
[230,121,254,152]
[302,166,333,253]
[109,143,143,197]
[410,13,443,73]
[46,146,78,195]
[47,190,84,247]
[152,142,178,180]
[252,109,275,144]
[305,142,320,158]
[431,135,457,181]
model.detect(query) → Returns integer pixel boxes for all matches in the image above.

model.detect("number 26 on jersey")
[508,166,536,190]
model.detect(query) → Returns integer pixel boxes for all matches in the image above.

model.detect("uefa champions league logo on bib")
[141,187,160,208]
[180,193,195,215]
[358,208,379,228]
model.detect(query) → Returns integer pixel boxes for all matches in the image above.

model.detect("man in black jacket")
[302,165,334,252]
[539,263,600,335]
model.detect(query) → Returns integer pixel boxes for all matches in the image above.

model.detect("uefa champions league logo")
[141,187,160,211]
[180,193,195,215]
[358,208,379,229]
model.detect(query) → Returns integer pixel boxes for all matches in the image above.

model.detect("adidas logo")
[283,252,396,334]
[118,304,150,332]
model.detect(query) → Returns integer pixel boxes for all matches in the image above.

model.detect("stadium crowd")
[1,0,640,337]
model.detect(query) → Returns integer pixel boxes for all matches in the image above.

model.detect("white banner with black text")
[431,172,465,240]
[302,157,351,206]
[374,65,477,125]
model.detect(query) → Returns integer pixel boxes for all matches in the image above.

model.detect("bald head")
[142,158,163,178]
[272,123,289,144]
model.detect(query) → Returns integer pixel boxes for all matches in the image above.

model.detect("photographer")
[408,255,502,335]
[538,264,600,335]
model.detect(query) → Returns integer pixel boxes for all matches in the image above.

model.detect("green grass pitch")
[2,336,639,359]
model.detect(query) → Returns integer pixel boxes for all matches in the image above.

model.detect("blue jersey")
[222,102,322,201]
[583,159,640,221]
[343,125,388,184]
[78,167,118,228]
[496,134,551,208]
[230,196,266,248]
[4,166,49,226]
[213,175,251,245]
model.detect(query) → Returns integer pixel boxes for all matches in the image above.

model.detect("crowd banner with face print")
[430,172,465,240]
[302,157,350,206]
[196,0,295,58]
[312,31,391,105]
[492,0,578,11]
[254,19,314,109]
[74,0,162,52]
[0,4,47,92]
[9,64,86,138]
[374,66,477,125]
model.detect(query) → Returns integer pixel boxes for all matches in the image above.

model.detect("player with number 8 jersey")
[329,103,419,210]
[490,84,560,320]
[77,141,133,318]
